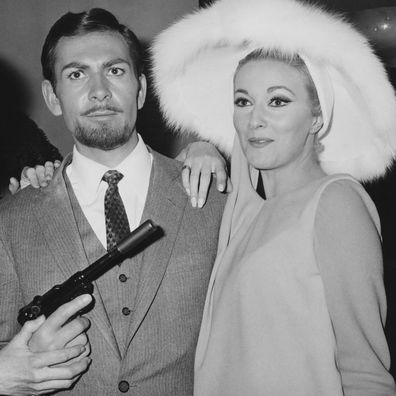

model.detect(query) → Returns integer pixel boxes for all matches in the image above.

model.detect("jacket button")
[119,274,128,282]
[118,380,129,393]
[122,307,131,316]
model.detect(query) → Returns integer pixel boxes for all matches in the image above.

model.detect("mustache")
[81,105,123,116]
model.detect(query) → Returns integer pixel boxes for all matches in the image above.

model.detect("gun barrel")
[17,220,159,324]
[82,219,158,281]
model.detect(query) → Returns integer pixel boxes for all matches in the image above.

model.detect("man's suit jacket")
[0,149,225,395]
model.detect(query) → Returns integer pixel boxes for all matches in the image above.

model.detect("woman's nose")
[249,106,268,129]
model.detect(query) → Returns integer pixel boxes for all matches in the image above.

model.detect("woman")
[152,0,396,394]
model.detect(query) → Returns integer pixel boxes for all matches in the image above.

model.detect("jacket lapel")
[33,155,121,359]
[125,151,188,347]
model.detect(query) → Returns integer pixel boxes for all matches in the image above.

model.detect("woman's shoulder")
[313,173,380,235]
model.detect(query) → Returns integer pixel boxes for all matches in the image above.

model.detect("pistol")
[18,220,159,325]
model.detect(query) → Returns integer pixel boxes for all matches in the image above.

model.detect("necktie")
[102,170,131,250]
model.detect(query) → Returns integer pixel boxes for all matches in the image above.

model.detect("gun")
[18,220,159,325]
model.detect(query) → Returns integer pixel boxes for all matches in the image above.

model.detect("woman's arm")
[10,142,232,207]
[314,180,396,395]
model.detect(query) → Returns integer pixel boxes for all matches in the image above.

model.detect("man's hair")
[41,8,143,88]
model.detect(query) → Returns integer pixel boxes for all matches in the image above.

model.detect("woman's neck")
[260,151,325,199]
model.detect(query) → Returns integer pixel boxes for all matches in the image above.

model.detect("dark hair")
[236,48,321,117]
[41,8,143,88]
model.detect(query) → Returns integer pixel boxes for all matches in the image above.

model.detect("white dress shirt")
[66,134,152,249]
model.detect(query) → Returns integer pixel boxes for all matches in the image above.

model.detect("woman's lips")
[247,137,274,148]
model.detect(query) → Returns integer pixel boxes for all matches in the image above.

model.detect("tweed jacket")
[0,148,225,395]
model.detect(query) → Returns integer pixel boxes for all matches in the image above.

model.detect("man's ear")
[310,112,324,135]
[42,80,62,116]
[137,74,147,110]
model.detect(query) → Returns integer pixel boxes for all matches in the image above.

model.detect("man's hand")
[9,160,61,195]
[29,294,91,354]
[176,142,232,208]
[0,304,91,395]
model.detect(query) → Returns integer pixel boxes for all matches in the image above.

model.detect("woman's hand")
[176,142,232,208]
[9,160,61,195]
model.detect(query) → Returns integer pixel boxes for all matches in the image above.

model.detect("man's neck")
[75,133,139,168]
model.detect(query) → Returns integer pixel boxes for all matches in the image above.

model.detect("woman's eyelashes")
[234,96,251,107]
[234,95,292,108]
[268,96,291,107]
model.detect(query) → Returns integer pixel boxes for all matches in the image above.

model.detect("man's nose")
[88,74,112,102]
[249,105,268,129]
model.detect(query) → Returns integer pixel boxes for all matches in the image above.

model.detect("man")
[0,8,225,395]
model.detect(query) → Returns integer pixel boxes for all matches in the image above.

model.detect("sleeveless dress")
[194,138,395,395]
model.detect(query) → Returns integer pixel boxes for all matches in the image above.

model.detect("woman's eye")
[269,97,290,107]
[108,67,125,76]
[234,97,251,107]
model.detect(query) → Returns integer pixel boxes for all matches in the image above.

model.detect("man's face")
[43,31,146,151]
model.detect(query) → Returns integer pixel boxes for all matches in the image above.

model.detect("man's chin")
[73,124,133,151]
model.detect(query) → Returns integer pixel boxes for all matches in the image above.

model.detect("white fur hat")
[151,0,396,180]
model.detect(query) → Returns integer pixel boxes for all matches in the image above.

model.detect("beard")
[74,122,134,151]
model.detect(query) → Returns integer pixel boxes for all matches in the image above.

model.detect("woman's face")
[233,59,321,171]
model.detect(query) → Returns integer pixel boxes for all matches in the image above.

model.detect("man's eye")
[108,67,125,76]
[234,98,251,107]
[68,71,84,80]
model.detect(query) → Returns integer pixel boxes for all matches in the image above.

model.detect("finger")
[31,378,79,395]
[64,333,89,349]
[57,317,90,347]
[197,168,212,208]
[35,345,87,367]
[45,294,92,329]
[12,316,46,345]
[32,358,90,390]
[181,164,191,196]
[175,147,188,162]
[213,167,228,193]
[8,177,20,195]
[189,166,203,209]
[35,165,48,187]
[44,162,55,181]
[54,160,61,168]
[23,167,40,188]
[57,340,90,366]
[44,357,91,380]
[226,178,233,193]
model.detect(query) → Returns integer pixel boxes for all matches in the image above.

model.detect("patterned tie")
[102,170,131,251]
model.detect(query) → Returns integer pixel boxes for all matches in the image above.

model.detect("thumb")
[175,148,188,162]
[8,177,20,195]
[12,316,46,346]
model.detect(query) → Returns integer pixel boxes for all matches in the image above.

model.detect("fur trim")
[151,0,396,180]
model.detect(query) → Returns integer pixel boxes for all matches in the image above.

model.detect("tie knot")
[102,170,124,186]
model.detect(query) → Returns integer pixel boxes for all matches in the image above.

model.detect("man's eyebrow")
[103,58,131,68]
[60,62,88,74]
[60,58,131,74]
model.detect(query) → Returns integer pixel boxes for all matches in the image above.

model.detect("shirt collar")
[67,134,152,205]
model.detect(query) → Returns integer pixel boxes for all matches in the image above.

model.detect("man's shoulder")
[150,149,226,211]
[0,173,66,221]
[0,185,41,212]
